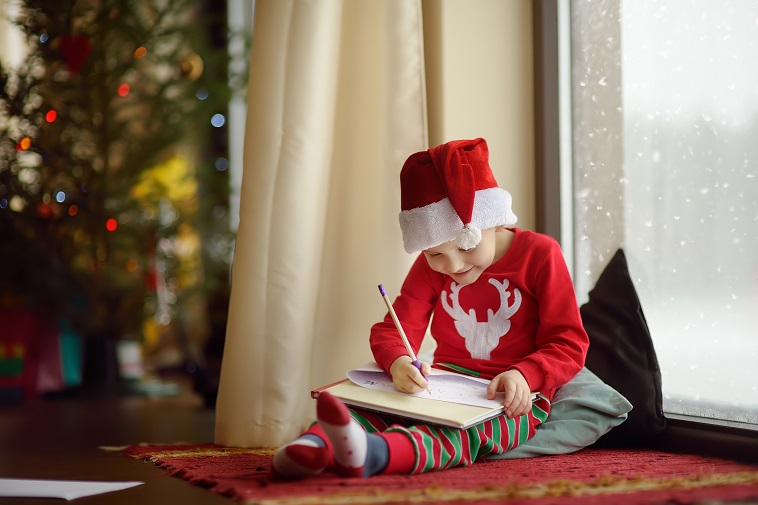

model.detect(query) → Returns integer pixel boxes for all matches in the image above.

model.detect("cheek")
[427,259,447,273]
[470,248,494,267]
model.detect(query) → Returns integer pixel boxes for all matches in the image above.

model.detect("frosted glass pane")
[573,0,758,424]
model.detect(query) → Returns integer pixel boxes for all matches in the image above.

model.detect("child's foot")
[316,391,372,477]
[272,436,330,479]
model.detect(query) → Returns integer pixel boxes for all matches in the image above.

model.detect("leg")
[394,395,551,474]
[316,391,399,477]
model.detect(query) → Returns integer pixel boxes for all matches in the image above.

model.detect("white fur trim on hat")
[398,187,517,253]
[456,224,482,250]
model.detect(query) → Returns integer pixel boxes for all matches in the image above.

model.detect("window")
[561,1,757,425]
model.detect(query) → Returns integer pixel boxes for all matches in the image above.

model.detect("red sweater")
[370,229,589,400]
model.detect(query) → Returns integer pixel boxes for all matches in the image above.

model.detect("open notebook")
[312,363,538,429]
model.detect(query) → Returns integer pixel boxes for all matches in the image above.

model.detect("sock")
[364,432,390,477]
[378,431,416,475]
[272,433,330,479]
[316,391,388,477]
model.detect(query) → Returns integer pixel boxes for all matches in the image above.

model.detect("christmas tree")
[0,0,238,391]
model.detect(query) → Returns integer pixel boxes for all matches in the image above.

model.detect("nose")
[445,253,466,274]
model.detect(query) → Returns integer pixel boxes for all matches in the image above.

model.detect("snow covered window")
[567,0,757,424]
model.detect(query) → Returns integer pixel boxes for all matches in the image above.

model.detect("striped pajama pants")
[350,394,550,474]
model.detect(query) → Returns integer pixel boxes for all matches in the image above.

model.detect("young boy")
[273,138,589,478]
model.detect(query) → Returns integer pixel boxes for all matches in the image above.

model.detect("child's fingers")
[394,367,426,394]
[510,393,531,418]
[409,367,428,391]
[522,397,533,416]
[502,385,517,417]
[394,377,417,393]
[410,376,428,392]
[486,376,502,399]
[420,361,432,377]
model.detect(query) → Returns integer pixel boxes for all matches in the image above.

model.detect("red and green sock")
[273,391,414,479]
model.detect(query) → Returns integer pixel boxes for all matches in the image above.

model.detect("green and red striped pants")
[350,394,550,474]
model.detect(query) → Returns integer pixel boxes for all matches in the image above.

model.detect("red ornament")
[36,202,53,219]
[59,34,92,74]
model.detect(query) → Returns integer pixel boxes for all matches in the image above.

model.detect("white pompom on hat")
[398,138,517,254]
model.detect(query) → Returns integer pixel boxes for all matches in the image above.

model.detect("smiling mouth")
[454,267,473,277]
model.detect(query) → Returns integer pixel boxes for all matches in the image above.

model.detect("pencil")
[377,284,430,394]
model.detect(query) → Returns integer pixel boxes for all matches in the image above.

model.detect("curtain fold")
[215,0,427,448]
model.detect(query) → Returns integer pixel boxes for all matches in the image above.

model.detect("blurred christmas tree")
[0,0,240,394]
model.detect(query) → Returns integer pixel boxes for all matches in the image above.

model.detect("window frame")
[531,0,757,463]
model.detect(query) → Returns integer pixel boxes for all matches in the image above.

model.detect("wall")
[423,0,535,230]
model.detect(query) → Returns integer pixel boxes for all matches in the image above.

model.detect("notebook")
[312,364,538,429]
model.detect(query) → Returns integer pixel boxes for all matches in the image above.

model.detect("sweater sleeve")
[370,254,441,376]
[511,240,589,393]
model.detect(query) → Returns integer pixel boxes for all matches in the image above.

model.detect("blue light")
[210,114,226,128]
[55,191,66,203]
[40,34,49,44]
[0,199,7,209]
[196,87,209,100]
[214,157,229,171]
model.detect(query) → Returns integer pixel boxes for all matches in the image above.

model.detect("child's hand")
[487,369,532,419]
[389,356,431,394]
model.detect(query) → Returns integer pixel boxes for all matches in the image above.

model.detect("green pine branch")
[1,0,239,342]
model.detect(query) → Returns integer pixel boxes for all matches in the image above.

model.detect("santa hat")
[398,138,517,253]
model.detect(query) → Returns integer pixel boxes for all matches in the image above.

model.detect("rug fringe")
[132,446,277,462]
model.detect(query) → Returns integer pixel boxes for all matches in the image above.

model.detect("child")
[273,138,589,478]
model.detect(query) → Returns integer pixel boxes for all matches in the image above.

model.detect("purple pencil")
[378,284,430,393]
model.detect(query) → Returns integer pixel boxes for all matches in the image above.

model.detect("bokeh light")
[210,113,225,127]
[214,157,229,171]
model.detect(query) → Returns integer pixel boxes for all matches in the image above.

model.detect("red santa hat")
[398,138,517,253]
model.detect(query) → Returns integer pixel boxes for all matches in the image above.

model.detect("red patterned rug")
[124,444,758,505]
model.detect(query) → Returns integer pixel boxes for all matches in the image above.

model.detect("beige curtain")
[215,0,534,448]
[214,0,427,447]
[0,2,26,67]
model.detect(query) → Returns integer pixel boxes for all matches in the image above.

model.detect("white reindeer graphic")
[441,278,522,360]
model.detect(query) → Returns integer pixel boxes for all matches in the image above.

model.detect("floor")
[0,377,233,504]
[2,378,757,505]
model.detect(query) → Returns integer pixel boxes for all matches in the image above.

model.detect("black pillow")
[581,248,667,446]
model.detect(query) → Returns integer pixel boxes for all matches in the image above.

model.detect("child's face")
[422,227,499,286]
